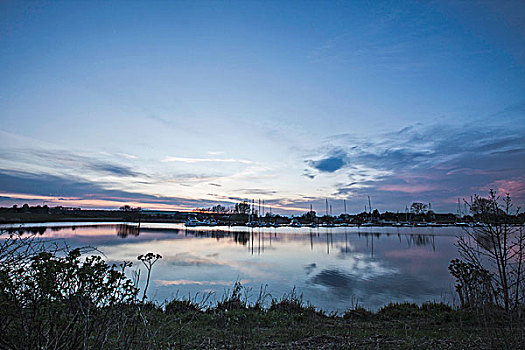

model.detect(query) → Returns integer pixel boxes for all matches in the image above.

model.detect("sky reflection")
[2,222,459,311]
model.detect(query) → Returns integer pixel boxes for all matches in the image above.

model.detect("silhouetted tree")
[211,204,227,213]
[234,201,250,215]
[410,202,428,215]
[450,190,525,312]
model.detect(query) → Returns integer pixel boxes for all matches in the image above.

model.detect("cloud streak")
[162,156,254,164]
[155,279,250,286]
[0,148,144,178]
[0,169,234,210]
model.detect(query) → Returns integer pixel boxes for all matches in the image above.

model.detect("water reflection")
[0,222,459,311]
[117,224,140,238]
[407,234,436,250]
[3,226,48,236]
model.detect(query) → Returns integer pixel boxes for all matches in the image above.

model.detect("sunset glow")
[1,1,524,213]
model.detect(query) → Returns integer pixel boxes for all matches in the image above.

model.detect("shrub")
[378,302,421,319]
[165,299,202,315]
[216,281,247,311]
[451,191,525,312]
[342,307,373,320]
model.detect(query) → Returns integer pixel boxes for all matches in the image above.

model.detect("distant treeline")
[0,205,155,224]
[1,202,524,225]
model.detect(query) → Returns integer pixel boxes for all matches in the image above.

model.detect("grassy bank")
[4,292,524,349]
[114,300,524,349]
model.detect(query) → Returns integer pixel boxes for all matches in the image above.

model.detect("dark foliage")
[450,191,525,312]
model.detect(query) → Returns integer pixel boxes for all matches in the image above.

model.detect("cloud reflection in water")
[2,223,459,311]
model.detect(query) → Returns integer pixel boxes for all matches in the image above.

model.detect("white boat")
[290,219,302,228]
[205,219,217,226]
[185,216,206,227]
[455,222,471,227]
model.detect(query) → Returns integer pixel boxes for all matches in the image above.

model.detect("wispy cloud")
[0,169,234,210]
[0,148,144,178]
[238,188,278,195]
[155,279,250,286]
[120,153,138,160]
[162,156,254,164]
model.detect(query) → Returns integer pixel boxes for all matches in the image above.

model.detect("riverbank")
[133,300,524,349]
[6,298,522,349]
[3,289,524,349]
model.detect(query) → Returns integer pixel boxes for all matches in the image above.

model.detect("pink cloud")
[379,184,439,193]
[0,192,196,211]
[155,279,250,286]
[484,178,525,197]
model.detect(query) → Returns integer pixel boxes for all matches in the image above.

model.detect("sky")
[1,0,524,214]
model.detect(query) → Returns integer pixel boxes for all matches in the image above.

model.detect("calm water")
[1,222,461,311]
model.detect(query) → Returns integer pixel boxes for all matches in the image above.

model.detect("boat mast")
[248,199,252,223]
[368,196,372,222]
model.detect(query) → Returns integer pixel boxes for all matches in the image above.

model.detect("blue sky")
[1,0,524,213]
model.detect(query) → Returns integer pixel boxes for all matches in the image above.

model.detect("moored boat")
[185,216,206,227]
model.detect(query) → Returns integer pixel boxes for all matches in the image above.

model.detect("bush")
[0,245,141,349]
[342,307,373,320]
[378,302,421,319]
[0,231,166,349]
[420,301,453,313]
[216,281,247,311]
[269,289,318,315]
[165,299,202,315]
[451,191,525,312]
